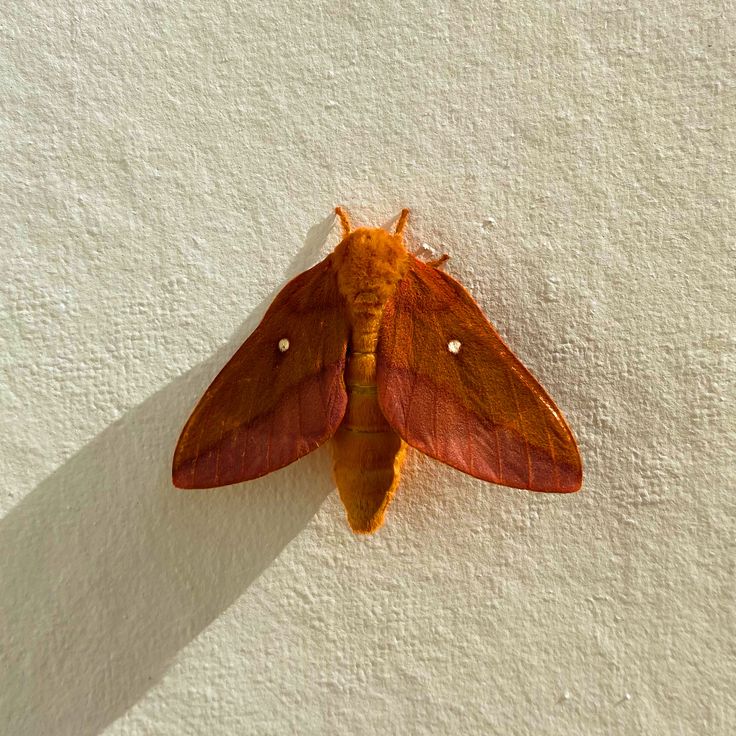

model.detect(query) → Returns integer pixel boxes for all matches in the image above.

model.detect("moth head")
[333,227,410,305]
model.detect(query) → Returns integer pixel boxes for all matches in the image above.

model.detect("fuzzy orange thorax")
[332,227,410,321]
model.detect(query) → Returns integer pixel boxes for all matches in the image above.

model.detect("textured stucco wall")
[1,1,734,734]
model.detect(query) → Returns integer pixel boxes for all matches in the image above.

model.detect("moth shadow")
[0,214,338,736]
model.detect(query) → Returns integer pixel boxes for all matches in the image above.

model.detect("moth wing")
[376,257,582,492]
[173,256,349,488]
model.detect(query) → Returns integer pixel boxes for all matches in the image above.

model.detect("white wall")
[1,1,733,734]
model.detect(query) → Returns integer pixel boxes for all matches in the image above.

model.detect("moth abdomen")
[330,348,407,532]
[331,423,406,534]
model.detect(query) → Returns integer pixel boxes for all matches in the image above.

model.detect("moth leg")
[335,206,352,238]
[412,242,450,268]
[394,208,410,237]
[427,253,450,269]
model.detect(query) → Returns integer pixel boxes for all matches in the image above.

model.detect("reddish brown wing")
[173,256,349,488]
[376,257,582,492]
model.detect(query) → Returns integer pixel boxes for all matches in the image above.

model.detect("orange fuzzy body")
[331,226,410,533]
[173,206,582,536]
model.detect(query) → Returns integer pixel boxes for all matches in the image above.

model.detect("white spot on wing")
[278,338,290,352]
[448,339,461,354]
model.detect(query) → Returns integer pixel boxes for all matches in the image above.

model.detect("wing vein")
[507,367,533,488]
[540,402,560,489]
[402,307,418,429]
[493,422,502,482]
[297,367,304,454]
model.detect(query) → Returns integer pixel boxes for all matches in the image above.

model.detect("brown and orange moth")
[173,207,582,533]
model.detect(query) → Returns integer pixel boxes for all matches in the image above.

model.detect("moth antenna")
[335,206,352,238]
[427,253,450,269]
[394,208,410,237]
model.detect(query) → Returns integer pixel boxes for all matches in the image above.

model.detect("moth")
[173,207,582,533]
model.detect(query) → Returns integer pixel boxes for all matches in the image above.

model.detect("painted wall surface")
[1,2,733,734]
